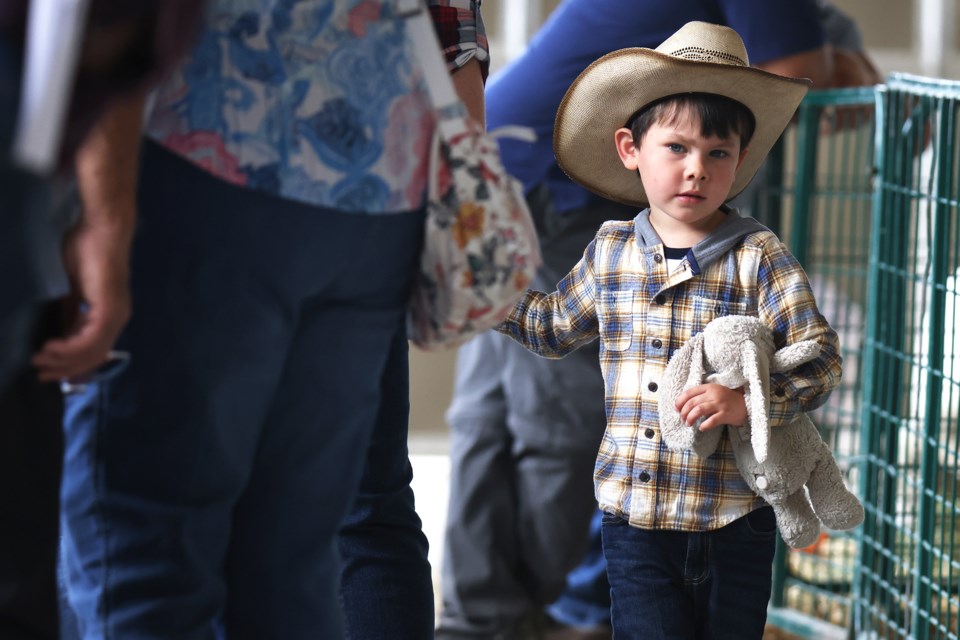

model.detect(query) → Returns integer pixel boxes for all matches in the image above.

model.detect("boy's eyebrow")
[657,128,740,145]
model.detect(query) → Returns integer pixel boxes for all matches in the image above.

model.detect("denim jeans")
[601,507,777,639]
[338,327,434,640]
[60,142,427,639]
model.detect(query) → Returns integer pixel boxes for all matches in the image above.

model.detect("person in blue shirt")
[435,1,879,638]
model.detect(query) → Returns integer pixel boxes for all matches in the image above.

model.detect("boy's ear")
[614,128,639,170]
[735,147,750,172]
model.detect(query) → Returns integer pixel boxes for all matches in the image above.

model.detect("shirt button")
[638,471,651,482]
[648,382,658,392]
[651,338,662,349]
[644,428,655,439]
[655,294,666,305]
[715,303,724,314]
[654,254,663,263]
[774,387,786,397]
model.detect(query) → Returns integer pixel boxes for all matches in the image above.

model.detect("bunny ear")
[771,340,821,372]
[661,335,701,417]
[741,339,772,463]
[687,333,706,388]
[659,333,705,451]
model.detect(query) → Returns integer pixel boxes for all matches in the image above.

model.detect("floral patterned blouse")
[144,0,488,214]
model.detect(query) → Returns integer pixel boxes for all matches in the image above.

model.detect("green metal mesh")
[854,74,960,640]
[753,76,960,639]
[752,87,878,638]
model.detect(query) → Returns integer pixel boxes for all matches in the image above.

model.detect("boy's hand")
[675,384,747,432]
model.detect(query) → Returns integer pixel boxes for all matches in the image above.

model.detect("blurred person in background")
[0,2,202,637]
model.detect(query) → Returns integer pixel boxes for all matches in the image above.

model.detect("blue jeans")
[601,508,777,639]
[61,142,427,639]
[338,327,434,639]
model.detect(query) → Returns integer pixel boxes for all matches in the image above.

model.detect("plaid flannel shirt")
[431,0,489,79]
[498,210,842,532]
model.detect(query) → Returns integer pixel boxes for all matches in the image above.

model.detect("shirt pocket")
[691,296,748,332]
[599,289,634,352]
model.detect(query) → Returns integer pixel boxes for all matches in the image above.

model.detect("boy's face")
[615,108,748,239]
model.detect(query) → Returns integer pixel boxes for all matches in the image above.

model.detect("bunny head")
[699,316,776,463]
[697,315,823,464]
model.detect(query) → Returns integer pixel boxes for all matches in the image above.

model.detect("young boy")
[496,22,843,639]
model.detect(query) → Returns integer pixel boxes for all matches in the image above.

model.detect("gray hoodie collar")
[633,207,770,275]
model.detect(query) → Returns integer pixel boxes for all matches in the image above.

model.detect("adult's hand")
[32,92,145,382]
[32,215,133,382]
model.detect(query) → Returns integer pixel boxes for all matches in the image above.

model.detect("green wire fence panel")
[752,87,879,639]
[756,77,960,639]
[855,73,960,640]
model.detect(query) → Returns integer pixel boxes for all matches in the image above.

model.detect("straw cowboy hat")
[553,21,811,207]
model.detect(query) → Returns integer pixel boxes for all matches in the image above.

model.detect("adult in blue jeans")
[59,2,489,639]
[1,5,202,637]
[436,1,877,638]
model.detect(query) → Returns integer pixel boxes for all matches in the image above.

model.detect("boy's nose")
[685,159,707,181]
[687,163,707,180]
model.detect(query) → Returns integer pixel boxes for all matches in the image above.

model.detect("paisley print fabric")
[145,0,487,213]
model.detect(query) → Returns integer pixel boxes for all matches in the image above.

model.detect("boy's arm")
[757,240,843,427]
[496,239,600,358]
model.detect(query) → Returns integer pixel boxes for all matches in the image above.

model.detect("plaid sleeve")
[427,0,490,80]
[757,239,843,426]
[497,238,600,358]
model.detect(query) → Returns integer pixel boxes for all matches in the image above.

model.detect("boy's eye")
[710,149,729,158]
[667,143,684,153]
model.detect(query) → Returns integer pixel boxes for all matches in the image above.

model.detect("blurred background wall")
[408,0,960,442]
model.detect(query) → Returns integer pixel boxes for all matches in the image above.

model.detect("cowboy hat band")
[553,21,811,207]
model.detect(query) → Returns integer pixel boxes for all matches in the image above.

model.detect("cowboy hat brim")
[554,48,811,207]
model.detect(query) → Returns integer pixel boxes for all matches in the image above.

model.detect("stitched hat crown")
[665,46,747,66]
[655,22,751,67]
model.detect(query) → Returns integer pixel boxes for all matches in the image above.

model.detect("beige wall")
[410,347,458,437]
[841,0,914,49]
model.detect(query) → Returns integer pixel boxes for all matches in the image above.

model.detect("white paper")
[12,0,91,173]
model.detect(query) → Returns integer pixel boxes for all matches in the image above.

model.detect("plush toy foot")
[777,518,821,549]
[774,492,821,549]
[814,490,864,531]
[805,461,866,531]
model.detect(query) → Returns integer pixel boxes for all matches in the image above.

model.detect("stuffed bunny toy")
[659,314,864,549]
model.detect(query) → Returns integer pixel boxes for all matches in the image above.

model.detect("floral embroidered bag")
[401,0,541,350]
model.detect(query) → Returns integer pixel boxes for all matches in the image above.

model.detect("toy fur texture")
[658,315,864,548]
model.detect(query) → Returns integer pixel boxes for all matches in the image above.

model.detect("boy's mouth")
[677,191,705,200]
